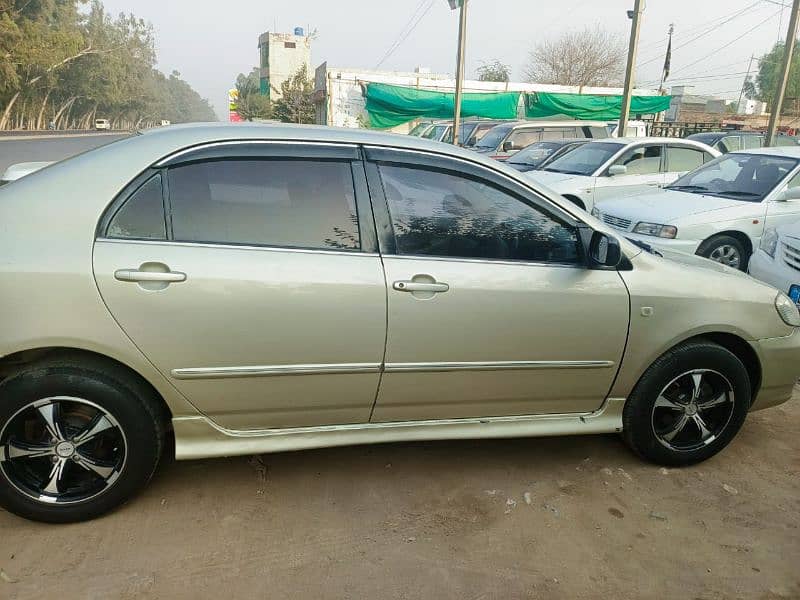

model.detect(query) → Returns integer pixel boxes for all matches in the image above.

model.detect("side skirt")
[173,398,626,460]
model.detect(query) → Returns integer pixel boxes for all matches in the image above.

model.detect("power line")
[374,0,436,69]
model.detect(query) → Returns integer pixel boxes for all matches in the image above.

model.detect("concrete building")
[737,98,768,116]
[665,85,740,122]
[258,28,312,100]
[313,64,659,132]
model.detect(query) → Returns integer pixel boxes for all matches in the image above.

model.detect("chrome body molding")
[171,363,382,380]
[171,360,614,380]
[173,398,627,460]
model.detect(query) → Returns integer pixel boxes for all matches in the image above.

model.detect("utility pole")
[658,23,674,95]
[766,0,800,146]
[449,0,468,146]
[736,54,755,115]
[618,0,645,138]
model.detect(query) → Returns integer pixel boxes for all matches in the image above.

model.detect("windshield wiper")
[712,190,761,198]
[665,184,709,192]
[626,237,663,257]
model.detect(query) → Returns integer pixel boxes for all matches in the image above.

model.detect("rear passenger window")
[666,146,705,172]
[107,175,167,240]
[167,160,360,251]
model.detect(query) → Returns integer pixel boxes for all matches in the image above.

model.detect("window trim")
[363,146,585,267]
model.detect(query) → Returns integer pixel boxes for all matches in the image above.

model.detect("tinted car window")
[666,146,706,172]
[508,129,542,149]
[107,175,167,240]
[379,165,579,263]
[168,159,360,250]
[742,135,764,149]
[543,142,624,175]
[613,144,662,175]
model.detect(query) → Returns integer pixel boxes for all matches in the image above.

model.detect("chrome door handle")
[393,280,449,293]
[114,269,186,283]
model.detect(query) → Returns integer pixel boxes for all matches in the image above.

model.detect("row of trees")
[0,0,215,130]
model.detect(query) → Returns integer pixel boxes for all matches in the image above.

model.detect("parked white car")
[0,161,52,186]
[95,118,111,130]
[592,147,800,270]
[749,222,800,303]
[526,137,719,211]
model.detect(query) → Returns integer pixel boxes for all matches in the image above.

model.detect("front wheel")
[696,234,749,271]
[0,358,164,522]
[622,341,751,466]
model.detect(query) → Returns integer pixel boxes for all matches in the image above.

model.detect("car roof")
[588,136,710,145]
[729,146,800,157]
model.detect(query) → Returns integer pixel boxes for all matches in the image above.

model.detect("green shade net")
[525,92,672,120]
[364,82,521,128]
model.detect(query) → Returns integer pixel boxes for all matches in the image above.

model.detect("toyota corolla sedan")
[527,137,719,211]
[1,123,798,523]
[593,147,800,271]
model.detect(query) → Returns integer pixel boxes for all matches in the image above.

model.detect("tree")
[752,42,800,112]
[273,64,315,124]
[524,26,625,87]
[234,68,272,121]
[476,60,510,83]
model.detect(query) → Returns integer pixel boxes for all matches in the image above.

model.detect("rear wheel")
[0,358,164,522]
[697,234,748,271]
[622,341,751,466]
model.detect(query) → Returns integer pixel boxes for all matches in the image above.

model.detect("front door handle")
[393,280,449,293]
[114,269,186,283]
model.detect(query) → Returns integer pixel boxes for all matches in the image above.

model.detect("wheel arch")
[0,347,174,426]
[700,230,754,257]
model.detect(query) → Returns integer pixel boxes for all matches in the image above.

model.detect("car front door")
[592,143,666,203]
[364,148,630,422]
[92,143,387,430]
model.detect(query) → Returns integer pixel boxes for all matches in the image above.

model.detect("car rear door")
[92,142,387,431]
[364,147,629,422]
[663,143,714,183]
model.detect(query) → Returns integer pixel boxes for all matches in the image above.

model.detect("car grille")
[782,240,800,272]
[601,213,632,231]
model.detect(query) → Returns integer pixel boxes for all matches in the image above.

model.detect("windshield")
[408,122,432,136]
[665,153,799,201]
[508,141,564,167]
[542,142,624,175]
[422,124,448,141]
[475,124,514,149]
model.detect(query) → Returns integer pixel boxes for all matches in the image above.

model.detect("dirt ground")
[1,390,799,600]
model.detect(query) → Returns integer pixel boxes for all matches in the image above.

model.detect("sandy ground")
[1,390,798,600]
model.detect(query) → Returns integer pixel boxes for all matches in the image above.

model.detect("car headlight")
[591,207,600,218]
[632,222,678,239]
[775,292,800,326]
[760,227,779,258]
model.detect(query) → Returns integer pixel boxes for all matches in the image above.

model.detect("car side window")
[785,170,800,189]
[612,144,662,175]
[378,164,580,264]
[167,159,360,251]
[509,129,543,148]
[743,135,764,149]
[666,146,706,172]
[107,174,167,240]
[720,136,741,152]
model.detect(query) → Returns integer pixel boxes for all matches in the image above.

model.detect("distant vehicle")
[95,119,111,130]
[593,147,800,270]
[408,120,435,137]
[159,120,171,127]
[527,137,719,211]
[473,120,609,161]
[506,139,591,173]
[687,131,800,153]
[0,162,52,186]
[749,222,800,302]
[415,119,507,147]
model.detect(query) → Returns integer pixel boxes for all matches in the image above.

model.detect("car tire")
[0,356,164,523]
[697,234,749,271]
[622,341,750,466]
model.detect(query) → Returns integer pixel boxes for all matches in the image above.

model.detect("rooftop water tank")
[294,27,304,36]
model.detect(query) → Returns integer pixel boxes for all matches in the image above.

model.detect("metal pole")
[737,54,755,114]
[658,23,673,95]
[452,0,468,146]
[766,0,800,146]
[618,0,645,138]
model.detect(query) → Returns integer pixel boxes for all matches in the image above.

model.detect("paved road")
[0,133,128,174]
[1,392,798,599]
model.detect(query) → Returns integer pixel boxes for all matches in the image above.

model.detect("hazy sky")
[101,0,792,118]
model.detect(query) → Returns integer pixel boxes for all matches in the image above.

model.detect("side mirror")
[776,187,800,202]
[502,140,517,153]
[608,164,627,176]
[588,231,622,268]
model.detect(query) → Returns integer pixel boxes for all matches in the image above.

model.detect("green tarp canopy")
[525,92,672,120]
[364,82,520,129]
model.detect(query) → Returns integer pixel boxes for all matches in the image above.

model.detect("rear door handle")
[393,281,449,293]
[114,269,186,283]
